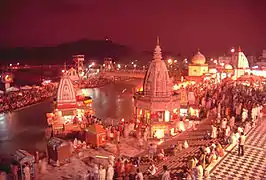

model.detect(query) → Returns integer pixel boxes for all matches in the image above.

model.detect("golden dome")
[192,50,206,65]
[224,64,233,70]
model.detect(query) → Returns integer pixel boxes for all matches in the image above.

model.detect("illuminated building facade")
[188,50,208,76]
[134,38,180,138]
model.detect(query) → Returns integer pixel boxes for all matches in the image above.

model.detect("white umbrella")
[6,87,20,92]
[20,85,32,90]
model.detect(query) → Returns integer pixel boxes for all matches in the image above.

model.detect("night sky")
[0,0,266,55]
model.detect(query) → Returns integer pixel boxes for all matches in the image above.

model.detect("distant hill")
[0,39,133,65]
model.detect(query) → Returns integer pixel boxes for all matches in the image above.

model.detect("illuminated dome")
[192,50,206,65]
[225,64,233,70]
[143,37,172,97]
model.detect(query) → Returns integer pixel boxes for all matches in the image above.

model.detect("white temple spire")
[154,36,162,61]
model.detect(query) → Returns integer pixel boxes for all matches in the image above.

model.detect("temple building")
[55,75,80,122]
[188,50,208,76]
[231,47,250,78]
[133,38,180,138]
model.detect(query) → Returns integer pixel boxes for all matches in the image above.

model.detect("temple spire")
[154,36,162,61]
[157,36,160,46]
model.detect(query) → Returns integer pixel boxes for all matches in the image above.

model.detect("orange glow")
[5,75,11,81]
[136,86,143,92]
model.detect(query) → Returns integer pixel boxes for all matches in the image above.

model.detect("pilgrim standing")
[238,132,246,156]
[106,164,114,180]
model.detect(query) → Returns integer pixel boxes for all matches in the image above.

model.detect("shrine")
[231,47,250,78]
[46,74,87,135]
[133,37,180,138]
[188,50,208,77]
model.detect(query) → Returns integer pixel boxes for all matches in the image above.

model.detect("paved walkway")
[210,119,266,179]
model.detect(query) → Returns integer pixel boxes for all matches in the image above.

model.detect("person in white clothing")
[148,163,157,176]
[238,132,246,156]
[196,162,203,180]
[106,164,114,180]
[98,165,106,180]
[211,125,217,139]
[135,168,144,180]
[23,164,31,180]
[162,165,170,180]
[221,118,227,130]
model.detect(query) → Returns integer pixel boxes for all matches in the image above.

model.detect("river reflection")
[0,79,142,154]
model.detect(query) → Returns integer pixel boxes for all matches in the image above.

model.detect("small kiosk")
[13,149,35,179]
[85,124,106,148]
[47,137,71,164]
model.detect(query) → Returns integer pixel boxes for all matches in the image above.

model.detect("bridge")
[100,70,146,79]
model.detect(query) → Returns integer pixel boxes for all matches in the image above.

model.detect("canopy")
[85,124,106,134]
[20,85,32,90]
[6,87,19,92]
[13,149,35,165]
[47,137,69,148]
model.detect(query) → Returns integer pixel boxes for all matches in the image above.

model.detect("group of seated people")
[0,84,56,113]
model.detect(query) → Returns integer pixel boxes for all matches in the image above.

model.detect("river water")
[0,79,142,154]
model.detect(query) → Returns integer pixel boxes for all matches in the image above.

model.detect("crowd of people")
[0,84,57,113]
[1,77,265,179]
[72,79,266,179]
[77,77,113,88]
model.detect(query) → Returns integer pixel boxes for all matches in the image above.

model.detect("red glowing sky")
[0,0,266,55]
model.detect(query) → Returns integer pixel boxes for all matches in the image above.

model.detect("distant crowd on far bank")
[0,84,57,113]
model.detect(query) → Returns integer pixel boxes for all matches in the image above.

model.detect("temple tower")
[57,75,77,109]
[73,55,85,77]
[134,37,180,138]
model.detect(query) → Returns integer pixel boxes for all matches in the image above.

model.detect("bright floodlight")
[231,48,235,53]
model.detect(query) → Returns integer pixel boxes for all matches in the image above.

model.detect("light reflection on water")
[0,79,141,154]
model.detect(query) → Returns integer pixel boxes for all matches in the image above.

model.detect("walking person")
[238,132,246,156]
